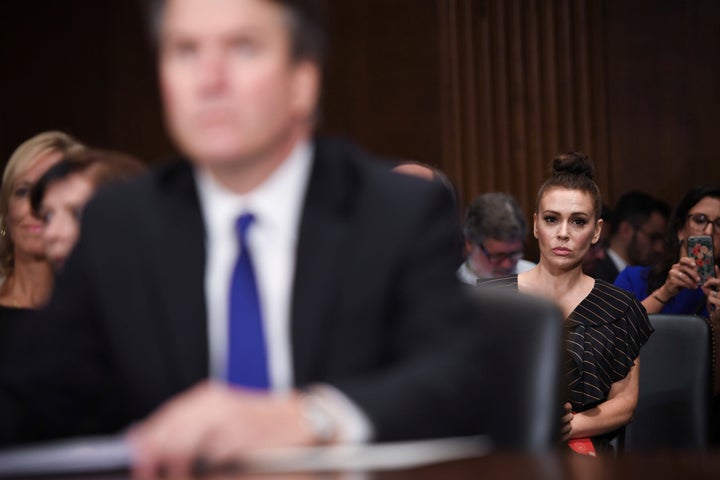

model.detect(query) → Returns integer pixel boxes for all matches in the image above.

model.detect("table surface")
[374,451,720,480]
[12,450,720,480]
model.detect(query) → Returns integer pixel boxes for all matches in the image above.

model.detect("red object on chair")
[568,438,596,456]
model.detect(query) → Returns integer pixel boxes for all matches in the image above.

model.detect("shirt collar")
[194,140,314,241]
[606,248,628,273]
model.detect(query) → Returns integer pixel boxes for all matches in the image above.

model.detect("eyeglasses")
[478,243,524,263]
[688,213,720,233]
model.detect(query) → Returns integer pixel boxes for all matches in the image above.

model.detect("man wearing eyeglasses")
[593,191,670,283]
[458,192,536,283]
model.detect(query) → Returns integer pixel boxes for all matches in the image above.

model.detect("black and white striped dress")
[478,275,654,412]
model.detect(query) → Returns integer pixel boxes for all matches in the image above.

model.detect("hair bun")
[552,152,594,180]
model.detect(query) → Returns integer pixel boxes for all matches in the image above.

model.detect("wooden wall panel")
[605,0,720,208]
[0,1,167,164]
[321,1,444,168]
[439,0,610,219]
[1,0,718,230]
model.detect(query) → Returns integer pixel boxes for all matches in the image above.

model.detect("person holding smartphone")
[614,185,720,322]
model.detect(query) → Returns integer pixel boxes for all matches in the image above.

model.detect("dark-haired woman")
[614,185,720,322]
[480,152,653,452]
[30,148,146,271]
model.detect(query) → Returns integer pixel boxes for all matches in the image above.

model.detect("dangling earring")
[0,224,6,237]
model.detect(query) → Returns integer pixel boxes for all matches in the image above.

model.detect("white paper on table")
[0,435,131,477]
[0,434,491,477]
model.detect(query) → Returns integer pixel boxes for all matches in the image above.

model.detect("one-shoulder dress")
[479,275,653,446]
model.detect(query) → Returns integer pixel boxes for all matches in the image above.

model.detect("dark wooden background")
[2,0,718,261]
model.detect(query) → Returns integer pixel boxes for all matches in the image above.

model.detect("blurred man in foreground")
[0,0,485,476]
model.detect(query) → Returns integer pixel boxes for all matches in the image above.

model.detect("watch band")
[301,392,338,444]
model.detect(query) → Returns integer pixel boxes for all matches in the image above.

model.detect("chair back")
[469,288,564,452]
[624,314,710,451]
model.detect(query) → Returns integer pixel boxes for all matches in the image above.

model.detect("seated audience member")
[0,0,486,475]
[480,152,653,454]
[593,191,670,283]
[392,160,458,209]
[30,149,146,271]
[0,131,85,320]
[392,160,454,190]
[581,203,612,276]
[614,185,720,320]
[458,192,535,284]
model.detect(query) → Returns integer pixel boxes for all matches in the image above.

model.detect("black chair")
[469,287,565,452]
[623,314,711,451]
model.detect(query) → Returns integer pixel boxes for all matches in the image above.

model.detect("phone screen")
[687,235,716,286]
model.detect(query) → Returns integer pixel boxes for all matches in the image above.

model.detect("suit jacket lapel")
[145,162,209,390]
[291,139,355,384]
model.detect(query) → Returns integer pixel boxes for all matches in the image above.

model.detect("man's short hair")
[610,191,670,235]
[463,192,528,245]
[142,0,327,64]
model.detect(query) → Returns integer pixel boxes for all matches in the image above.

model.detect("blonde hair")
[0,131,85,276]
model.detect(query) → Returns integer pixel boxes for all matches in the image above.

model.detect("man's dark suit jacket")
[592,253,621,283]
[0,137,486,444]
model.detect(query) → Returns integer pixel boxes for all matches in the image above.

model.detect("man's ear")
[291,61,321,121]
[464,239,474,257]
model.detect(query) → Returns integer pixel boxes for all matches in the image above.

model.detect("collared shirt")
[606,248,628,276]
[194,141,371,442]
[195,141,313,390]
[456,258,536,285]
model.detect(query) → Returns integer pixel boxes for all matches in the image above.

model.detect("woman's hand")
[659,257,701,299]
[644,257,706,314]
[569,358,639,439]
[560,402,573,441]
[701,266,720,322]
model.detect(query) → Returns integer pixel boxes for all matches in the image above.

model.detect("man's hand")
[128,381,317,478]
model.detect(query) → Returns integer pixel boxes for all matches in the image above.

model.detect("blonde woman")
[0,131,85,312]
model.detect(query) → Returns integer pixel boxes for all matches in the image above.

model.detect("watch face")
[302,394,336,443]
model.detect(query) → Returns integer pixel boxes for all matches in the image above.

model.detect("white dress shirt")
[456,258,536,285]
[606,248,628,276]
[194,141,371,442]
[196,141,312,389]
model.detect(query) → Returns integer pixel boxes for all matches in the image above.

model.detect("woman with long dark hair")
[614,185,720,321]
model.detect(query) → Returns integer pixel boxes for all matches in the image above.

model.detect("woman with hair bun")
[480,152,653,454]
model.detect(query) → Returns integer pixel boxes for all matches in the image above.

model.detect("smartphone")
[687,235,716,286]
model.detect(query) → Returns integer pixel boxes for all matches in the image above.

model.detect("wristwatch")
[301,392,338,444]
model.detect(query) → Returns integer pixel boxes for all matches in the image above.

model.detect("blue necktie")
[227,213,269,389]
